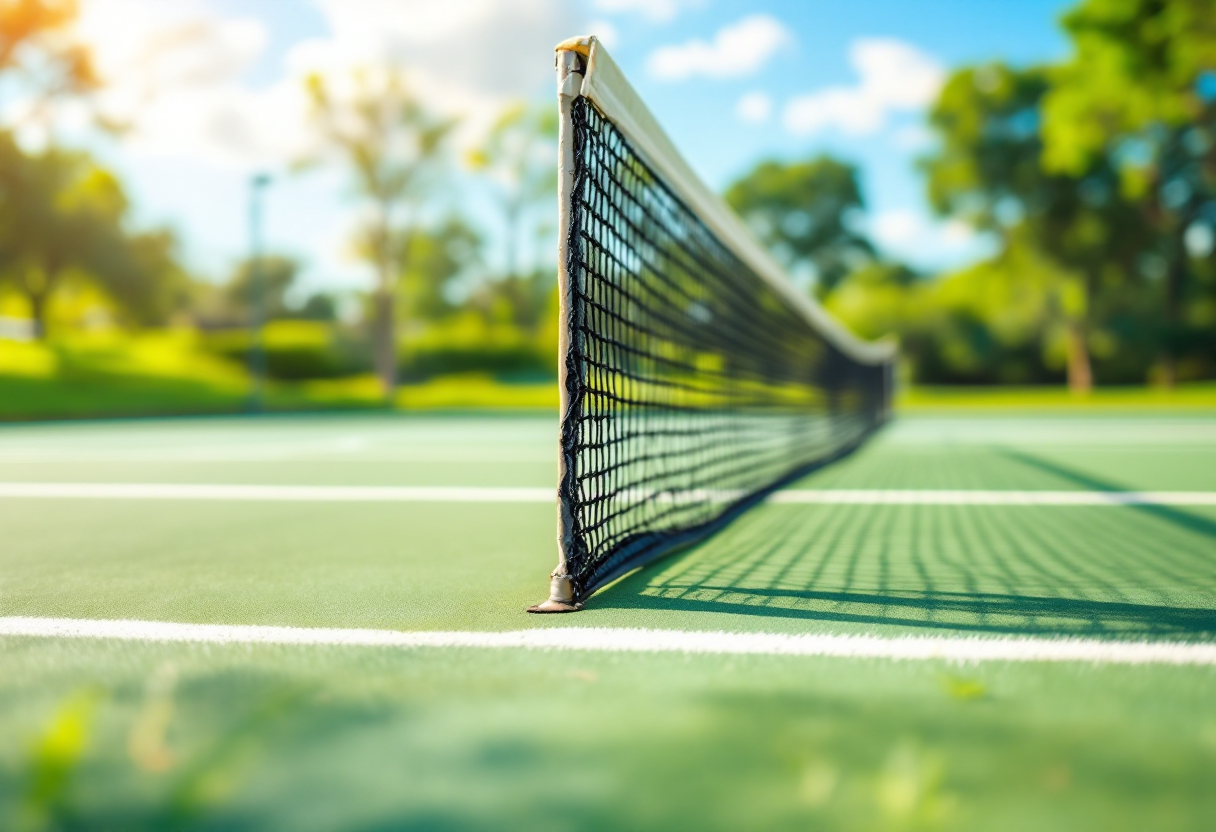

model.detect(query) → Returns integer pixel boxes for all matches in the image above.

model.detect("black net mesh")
[559,96,892,602]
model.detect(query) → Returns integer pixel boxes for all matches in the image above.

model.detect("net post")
[528,41,588,614]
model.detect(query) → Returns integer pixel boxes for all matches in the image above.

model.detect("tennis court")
[2,409,1215,830]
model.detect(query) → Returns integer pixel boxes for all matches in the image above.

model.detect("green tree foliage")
[826,261,921,344]
[224,256,302,322]
[0,134,185,337]
[923,65,1053,234]
[828,245,1111,385]
[459,100,559,356]
[725,156,873,295]
[1042,0,1216,385]
[0,0,185,340]
[400,217,482,324]
[466,271,554,333]
[194,257,339,328]
[300,66,454,397]
[467,102,559,282]
[916,242,1076,385]
[922,62,1152,391]
[394,216,556,382]
[820,0,1216,388]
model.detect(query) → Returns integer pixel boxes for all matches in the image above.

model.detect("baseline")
[2,617,1215,666]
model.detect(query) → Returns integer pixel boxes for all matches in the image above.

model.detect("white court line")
[0,483,554,502]
[1,616,1213,666]
[768,490,1216,506]
[1,482,1216,505]
[0,448,553,463]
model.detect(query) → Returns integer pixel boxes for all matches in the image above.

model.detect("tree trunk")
[504,198,520,282]
[1157,354,1176,389]
[1157,249,1185,389]
[28,288,49,340]
[22,264,56,341]
[370,204,399,401]
[1065,319,1092,395]
[373,285,396,400]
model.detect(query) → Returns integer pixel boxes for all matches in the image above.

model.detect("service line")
[2,616,1214,666]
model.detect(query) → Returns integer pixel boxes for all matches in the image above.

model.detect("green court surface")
[2,411,1215,830]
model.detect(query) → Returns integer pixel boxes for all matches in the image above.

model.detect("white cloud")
[305,0,575,97]
[593,0,702,23]
[55,0,591,291]
[869,209,991,268]
[854,38,943,108]
[871,209,922,248]
[784,88,884,135]
[68,0,299,166]
[587,20,619,50]
[66,0,581,168]
[295,0,579,144]
[735,91,772,124]
[783,38,943,137]
[82,1,265,90]
[892,123,935,151]
[648,15,793,82]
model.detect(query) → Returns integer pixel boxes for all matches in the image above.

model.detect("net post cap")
[555,35,595,57]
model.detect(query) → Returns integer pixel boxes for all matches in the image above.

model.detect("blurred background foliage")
[816,0,1216,390]
[0,0,1213,419]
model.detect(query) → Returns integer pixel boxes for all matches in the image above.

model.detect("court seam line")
[2,616,1214,665]
[1,483,1215,505]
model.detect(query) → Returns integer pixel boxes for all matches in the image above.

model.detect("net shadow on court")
[999,448,1216,542]
[600,456,1216,640]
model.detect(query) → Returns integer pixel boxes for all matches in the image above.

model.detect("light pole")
[248,173,272,413]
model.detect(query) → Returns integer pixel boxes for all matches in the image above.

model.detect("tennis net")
[530,37,896,612]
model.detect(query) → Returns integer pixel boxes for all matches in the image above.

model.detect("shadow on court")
[599,453,1216,639]
[1000,448,1216,543]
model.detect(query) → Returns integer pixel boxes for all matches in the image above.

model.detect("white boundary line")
[2,616,1214,665]
[1,483,1215,505]
[768,490,1216,506]
[0,483,554,502]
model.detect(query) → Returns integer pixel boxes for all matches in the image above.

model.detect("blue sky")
[58,0,1076,298]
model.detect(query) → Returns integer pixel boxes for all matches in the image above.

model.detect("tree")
[0,1,186,337]
[826,261,919,339]
[0,135,184,337]
[101,226,186,328]
[224,255,301,322]
[725,156,873,295]
[300,66,454,398]
[1041,0,1216,385]
[466,101,559,283]
[466,271,553,333]
[0,0,98,129]
[399,217,483,324]
[296,293,338,322]
[922,62,1148,392]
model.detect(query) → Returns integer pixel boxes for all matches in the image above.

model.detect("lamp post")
[248,173,272,413]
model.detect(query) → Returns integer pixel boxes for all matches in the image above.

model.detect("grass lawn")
[5,332,1215,421]
[901,383,1216,410]
[0,334,557,420]
[5,368,1213,421]
[0,368,560,420]
[1,411,1215,829]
